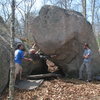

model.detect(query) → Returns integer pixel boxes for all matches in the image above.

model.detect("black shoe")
[79,78,83,80]
[86,80,92,82]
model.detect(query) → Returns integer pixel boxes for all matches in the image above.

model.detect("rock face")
[22,56,48,76]
[0,40,10,94]
[0,16,10,93]
[0,16,48,93]
[31,5,100,77]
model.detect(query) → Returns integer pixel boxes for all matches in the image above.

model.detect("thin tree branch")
[0,35,10,46]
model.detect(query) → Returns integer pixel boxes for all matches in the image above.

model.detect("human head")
[29,48,36,54]
[84,43,89,49]
[16,44,24,50]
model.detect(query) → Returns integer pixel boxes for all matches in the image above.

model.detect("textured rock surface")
[0,16,48,93]
[22,57,48,76]
[0,16,10,93]
[0,19,10,93]
[31,5,100,77]
[0,40,10,94]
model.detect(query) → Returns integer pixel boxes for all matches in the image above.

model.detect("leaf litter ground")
[2,78,100,100]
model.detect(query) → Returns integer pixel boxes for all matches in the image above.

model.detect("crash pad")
[15,79,44,90]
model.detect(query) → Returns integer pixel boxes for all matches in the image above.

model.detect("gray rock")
[22,55,48,76]
[0,39,10,93]
[0,16,48,93]
[31,5,100,77]
[0,16,10,93]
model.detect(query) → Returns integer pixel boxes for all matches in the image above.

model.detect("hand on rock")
[28,58,33,61]
[50,55,57,58]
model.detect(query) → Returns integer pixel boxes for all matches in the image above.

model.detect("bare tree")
[42,0,47,5]
[0,0,36,39]
[0,1,11,22]
[65,0,67,9]
[91,0,96,26]
[81,0,86,18]
[95,8,100,23]
[8,0,15,100]
[48,0,73,9]
[16,0,36,39]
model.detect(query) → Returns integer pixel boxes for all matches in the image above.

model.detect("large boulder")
[22,55,48,76]
[0,16,48,93]
[0,40,10,94]
[31,5,100,77]
[0,16,10,93]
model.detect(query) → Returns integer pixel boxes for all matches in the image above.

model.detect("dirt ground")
[2,78,100,100]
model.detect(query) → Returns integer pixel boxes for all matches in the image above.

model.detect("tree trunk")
[82,0,86,18]
[91,0,95,27]
[65,0,67,9]
[8,0,15,100]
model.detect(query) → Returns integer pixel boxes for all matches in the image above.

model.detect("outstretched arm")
[23,57,32,61]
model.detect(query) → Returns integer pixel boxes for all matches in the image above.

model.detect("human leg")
[15,63,19,81]
[79,63,85,79]
[85,62,92,81]
[15,63,22,80]
[19,65,23,80]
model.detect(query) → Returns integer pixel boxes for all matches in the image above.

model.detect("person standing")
[79,43,92,82]
[14,44,32,81]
